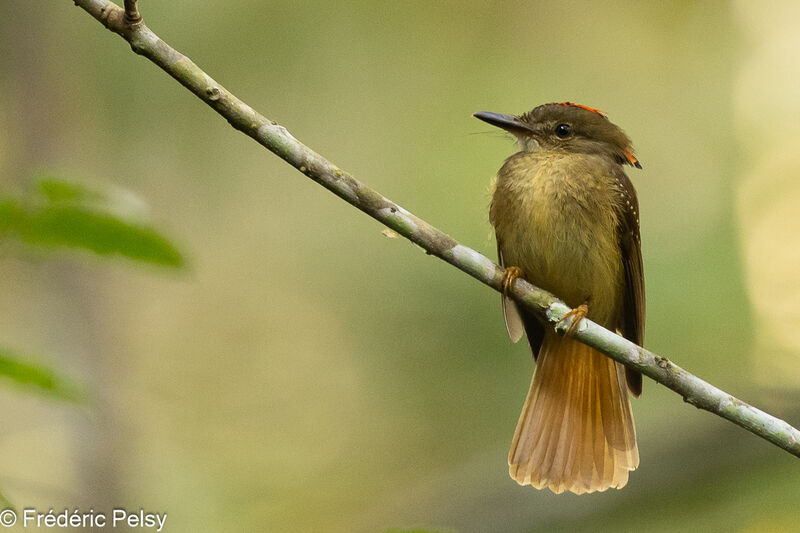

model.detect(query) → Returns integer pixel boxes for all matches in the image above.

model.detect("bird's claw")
[501,266,523,297]
[559,303,589,336]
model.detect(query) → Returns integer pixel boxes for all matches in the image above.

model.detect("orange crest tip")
[557,102,607,118]
[624,147,642,169]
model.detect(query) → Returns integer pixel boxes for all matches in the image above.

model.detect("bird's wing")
[614,167,646,396]
[498,246,525,343]
[497,244,545,359]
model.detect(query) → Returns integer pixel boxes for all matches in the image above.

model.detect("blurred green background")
[2,1,800,531]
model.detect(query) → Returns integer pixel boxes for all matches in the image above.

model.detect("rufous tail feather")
[508,331,638,494]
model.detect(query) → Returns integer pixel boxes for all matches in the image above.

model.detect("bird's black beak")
[473,111,532,133]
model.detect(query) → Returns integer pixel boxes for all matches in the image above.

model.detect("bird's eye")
[555,123,572,139]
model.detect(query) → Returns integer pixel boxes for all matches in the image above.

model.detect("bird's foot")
[558,303,589,336]
[501,266,523,296]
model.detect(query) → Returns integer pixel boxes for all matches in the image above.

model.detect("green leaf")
[0,176,184,267]
[0,490,14,512]
[37,178,97,203]
[0,348,86,403]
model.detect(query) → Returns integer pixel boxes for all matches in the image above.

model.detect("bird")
[474,102,645,494]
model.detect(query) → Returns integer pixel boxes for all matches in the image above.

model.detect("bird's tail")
[508,331,638,494]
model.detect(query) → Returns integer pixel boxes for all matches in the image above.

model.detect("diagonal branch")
[71,0,800,458]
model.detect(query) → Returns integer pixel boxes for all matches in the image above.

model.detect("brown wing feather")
[497,242,544,359]
[498,246,525,343]
[614,168,645,397]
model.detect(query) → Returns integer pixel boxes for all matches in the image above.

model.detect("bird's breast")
[490,151,624,323]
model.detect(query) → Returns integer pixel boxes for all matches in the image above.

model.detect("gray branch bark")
[71,0,800,458]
